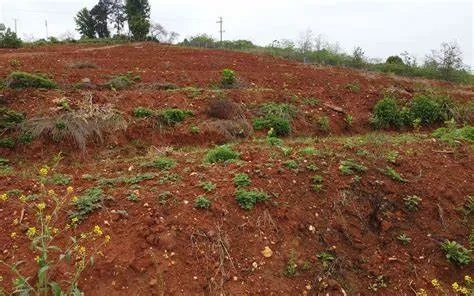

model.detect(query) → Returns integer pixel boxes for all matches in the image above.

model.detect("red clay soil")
[0,43,473,295]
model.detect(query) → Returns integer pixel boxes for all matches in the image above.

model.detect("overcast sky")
[0,0,472,67]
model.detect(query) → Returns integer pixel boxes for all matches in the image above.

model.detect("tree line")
[75,0,151,40]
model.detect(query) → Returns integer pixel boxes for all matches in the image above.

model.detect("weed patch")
[5,72,57,89]
[235,189,269,210]
[204,145,239,164]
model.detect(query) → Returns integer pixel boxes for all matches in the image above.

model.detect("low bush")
[195,196,211,209]
[107,73,140,90]
[157,108,193,126]
[233,173,251,187]
[370,96,403,129]
[432,123,474,143]
[408,94,442,125]
[221,68,237,88]
[0,107,24,129]
[235,189,269,210]
[132,107,154,118]
[253,114,291,136]
[204,145,239,164]
[143,157,175,170]
[339,160,367,175]
[5,72,57,89]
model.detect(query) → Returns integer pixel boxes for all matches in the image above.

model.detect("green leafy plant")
[463,195,474,216]
[298,147,318,156]
[339,160,367,175]
[317,116,330,132]
[283,160,298,170]
[0,28,22,48]
[253,103,297,136]
[345,82,361,93]
[5,72,57,89]
[107,72,139,90]
[195,196,212,209]
[143,157,176,170]
[69,187,104,221]
[233,173,251,187]
[200,181,216,192]
[383,166,407,182]
[344,114,353,127]
[283,251,298,277]
[370,96,403,129]
[403,195,422,211]
[190,126,200,134]
[312,175,324,191]
[204,145,239,164]
[132,107,154,118]
[397,233,412,245]
[441,240,472,266]
[386,151,399,164]
[302,97,320,106]
[221,68,236,87]
[235,189,268,210]
[432,122,474,144]
[157,108,193,126]
[317,251,336,270]
[48,173,73,185]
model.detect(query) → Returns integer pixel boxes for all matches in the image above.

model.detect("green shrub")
[312,175,324,191]
[345,82,361,93]
[370,97,403,129]
[221,69,236,87]
[432,123,474,143]
[107,74,134,90]
[204,145,239,163]
[157,108,193,126]
[235,189,269,210]
[317,116,330,132]
[48,173,72,185]
[0,107,24,129]
[383,166,406,182]
[283,160,298,170]
[233,173,251,187]
[200,181,216,192]
[132,107,154,118]
[386,56,404,64]
[441,240,472,266]
[253,115,291,136]
[5,72,57,89]
[409,95,442,125]
[0,137,15,148]
[195,196,211,209]
[0,29,22,48]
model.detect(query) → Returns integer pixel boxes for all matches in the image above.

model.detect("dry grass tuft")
[23,93,127,150]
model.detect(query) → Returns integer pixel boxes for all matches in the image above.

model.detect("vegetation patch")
[157,108,193,126]
[143,157,176,170]
[235,189,269,210]
[233,173,251,187]
[69,187,104,222]
[107,72,140,90]
[339,159,367,175]
[204,145,239,164]
[5,72,57,89]
[132,107,154,118]
[441,240,472,266]
[195,196,211,209]
[253,103,297,136]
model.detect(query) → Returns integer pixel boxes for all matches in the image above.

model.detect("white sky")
[0,0,473,67]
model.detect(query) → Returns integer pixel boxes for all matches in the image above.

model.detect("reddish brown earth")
[0,43,473,295]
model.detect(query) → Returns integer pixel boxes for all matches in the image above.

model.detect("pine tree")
[125,0,151,40]
[75,8,96,39]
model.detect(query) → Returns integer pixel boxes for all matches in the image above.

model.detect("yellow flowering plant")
[0,166,110,295]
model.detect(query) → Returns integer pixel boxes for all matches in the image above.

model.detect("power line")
[217,16,224,42]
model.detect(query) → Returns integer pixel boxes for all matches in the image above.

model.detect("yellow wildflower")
[71,196,78,203]
[12,218,18,225]
[93,225,103,236]
[104,234,111,243]
[39,166,49,176]
[48,189,55,196]
[415,289,427,296]
[67,186,74,194]
[0,193,7,202]
[45,215,52,222]
[452,282,460,291]
[465,275,472,283]
[80,233,87,239]
[0,275,3,282]
[78,246,86,257]
[431,279,441,289]
[10,232,17,239]
[35,255,40,263]
[19,195,27,203]
[52,228,59,234]
[36,202,46,210]
[26,227,37,238]
[71,217,79,224]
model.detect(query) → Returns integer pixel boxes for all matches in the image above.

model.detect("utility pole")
[13,18,17,34]
[45,20,48,38]
[216,17,224,42]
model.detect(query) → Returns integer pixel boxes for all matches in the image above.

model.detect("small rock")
[261,246,273,258]
[252,262,258,269]
[308,225,316,233]
[149,279,158,286]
